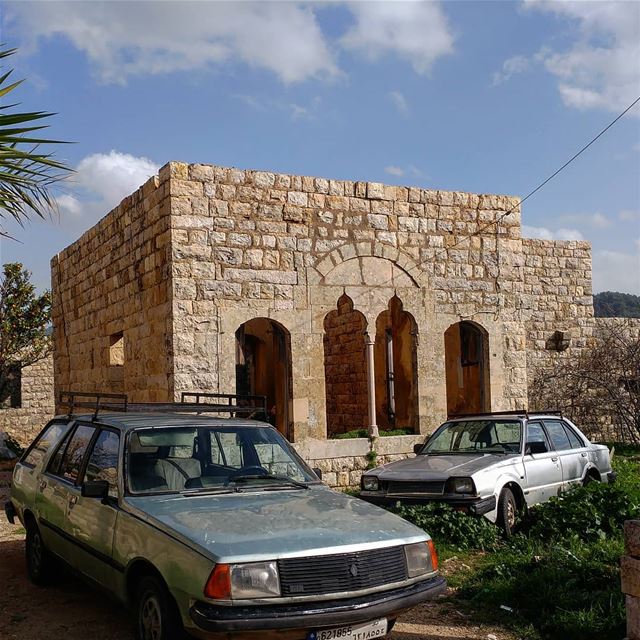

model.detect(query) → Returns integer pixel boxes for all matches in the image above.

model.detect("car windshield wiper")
[181,487,238,496]
[228,474,310,490]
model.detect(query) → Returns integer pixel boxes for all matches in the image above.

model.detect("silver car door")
[561,421,590,484]
[543,420,577,490]
[67,427,121,591]
[36,424,97,563]
[522,421,563,505]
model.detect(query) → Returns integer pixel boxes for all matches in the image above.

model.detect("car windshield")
[420,420,522,454]
[127,424,317,495]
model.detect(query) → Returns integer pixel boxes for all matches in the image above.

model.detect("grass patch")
[331,428,414,439]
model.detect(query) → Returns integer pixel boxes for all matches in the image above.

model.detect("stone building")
[48,161,614,483]
[0,355,54,447]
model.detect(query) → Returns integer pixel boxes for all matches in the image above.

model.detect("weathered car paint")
[361,414,614,523]
[124,487,428,563]
[9,412,444,637]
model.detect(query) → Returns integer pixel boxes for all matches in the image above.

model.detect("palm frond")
[0,47,72,232]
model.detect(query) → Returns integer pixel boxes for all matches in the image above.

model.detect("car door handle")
[39,480,47,491]
[68,495,78,509]
[551,457,559,462]
[580,453,587,458]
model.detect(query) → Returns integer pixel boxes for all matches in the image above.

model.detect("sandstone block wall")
[52,174,174,403]
[294,435,424,488]
[51,160,616,445]
[166,161,531,440]
[0,356,55,447]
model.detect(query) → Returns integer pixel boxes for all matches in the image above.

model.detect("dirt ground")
[0,476,516,640]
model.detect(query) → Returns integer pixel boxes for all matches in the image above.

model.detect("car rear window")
[22,422,70,468]
[544,420,572,451]
[52,425,97,484]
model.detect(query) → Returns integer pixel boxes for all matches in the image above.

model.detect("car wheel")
[497,488,517,536]
[583,473,600,486]
[25,521,54,586]
[135,575,184,640]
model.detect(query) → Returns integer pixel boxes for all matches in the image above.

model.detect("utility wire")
[342,94,640,314]
[430,94,640,261]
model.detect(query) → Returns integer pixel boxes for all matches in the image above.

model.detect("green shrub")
[519,481,640,543]
[391,502,500,551]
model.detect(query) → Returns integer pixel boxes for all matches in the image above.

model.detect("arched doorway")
[374,296,418,431]
[235,318,292,438]
[444,321,490,417]
[323,294,368,436]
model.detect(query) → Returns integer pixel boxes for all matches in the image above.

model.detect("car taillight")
[204,564,231,599]
[428,539,439,572]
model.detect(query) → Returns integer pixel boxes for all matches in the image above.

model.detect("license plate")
[309,618,388,640]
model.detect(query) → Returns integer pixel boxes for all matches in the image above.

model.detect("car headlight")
[362,476,379,491]
[205,561,280,599]
[447,477,475,494]
[404,541,438,577]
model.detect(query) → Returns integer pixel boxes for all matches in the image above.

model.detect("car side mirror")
[526,441,548,455]
[413,443,424,455]
[81,480,110,499]
[312,467,323,480]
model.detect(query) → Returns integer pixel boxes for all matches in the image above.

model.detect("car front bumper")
[360,492,497,516]
[189,574,446,634]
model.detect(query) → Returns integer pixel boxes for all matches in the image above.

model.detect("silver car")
[6,396,445,640]
[360,412,615,534]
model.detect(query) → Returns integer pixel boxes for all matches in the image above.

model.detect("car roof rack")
[448,409,563,420]
[59,390,267,421]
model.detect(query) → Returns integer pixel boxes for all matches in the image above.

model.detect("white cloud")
[385,166,404,177]
[593,249,640,294]
[388,90,410,116]
[492,55,530,86]
[524,0,640,113]
[558,212,611,229]
[57,151,159,229]
[619,210,640,222]
[342,1,454,74]
[522,225,585,241]
[8,2,339,84]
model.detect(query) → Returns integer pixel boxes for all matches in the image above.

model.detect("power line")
[343,94,640,313]
[430,94,640,261]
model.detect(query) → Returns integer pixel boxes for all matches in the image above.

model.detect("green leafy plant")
[391,502,500,551]
[0,47,71,234]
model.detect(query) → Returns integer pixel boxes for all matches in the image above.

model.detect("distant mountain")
[594,291,640,318]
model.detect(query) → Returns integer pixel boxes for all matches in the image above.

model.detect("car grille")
[385,481,445,495]
[278,546,408,597]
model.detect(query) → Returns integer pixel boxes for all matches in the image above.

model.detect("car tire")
[497,488,517,536]
[583,473,600,486]
[135,574,185,640]
[25,521,55,586]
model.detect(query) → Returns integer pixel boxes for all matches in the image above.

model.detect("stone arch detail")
[314,244,427,288]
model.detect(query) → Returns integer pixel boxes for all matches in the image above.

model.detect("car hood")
[371,453,514,481]
[125,486,426,563]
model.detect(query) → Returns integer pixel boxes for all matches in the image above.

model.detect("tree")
[0,47,71,235]
[530,319,640,444]
[594,291,640,318]
[0,263,51,406]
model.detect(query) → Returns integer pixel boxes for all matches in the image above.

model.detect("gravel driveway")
[1,476,515,640]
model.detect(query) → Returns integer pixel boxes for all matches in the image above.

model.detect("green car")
[6,400,445,640]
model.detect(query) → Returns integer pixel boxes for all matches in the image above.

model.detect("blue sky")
[0,0,639,294]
